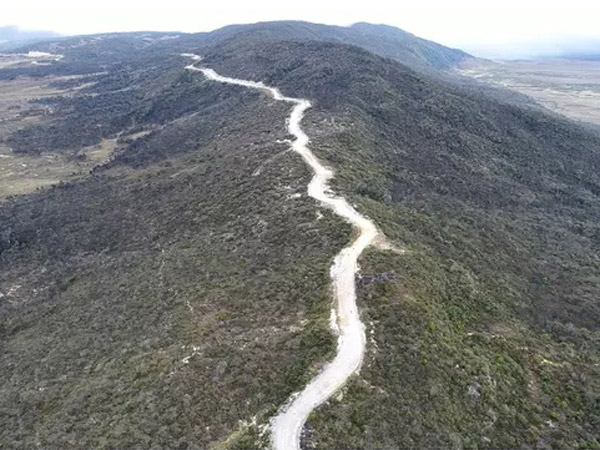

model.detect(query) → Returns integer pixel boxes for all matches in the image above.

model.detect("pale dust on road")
[184,56,380,450]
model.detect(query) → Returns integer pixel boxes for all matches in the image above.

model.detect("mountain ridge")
[0,23,599,449]
[12,20,473,73]
[195,20,473,71]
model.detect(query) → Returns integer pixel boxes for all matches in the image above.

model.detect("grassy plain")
[459,59,600,127]
[0,76,119,201]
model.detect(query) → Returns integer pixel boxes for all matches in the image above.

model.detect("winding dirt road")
[184,56,380,450]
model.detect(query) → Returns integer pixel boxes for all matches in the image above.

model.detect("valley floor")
[0,74,116,201]
[459,59,600,128]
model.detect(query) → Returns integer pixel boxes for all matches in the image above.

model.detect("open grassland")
[0,54,40,70]
[0,75,141,201]
[459,59,600,128]
[0,139,119,201]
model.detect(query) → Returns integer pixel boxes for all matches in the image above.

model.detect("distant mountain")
[553,38,600,60]
[201,20,473,71]
[0,25,60,50]
[470,37,600,60]
[561,52,600,61]
[7,21,473,76]
[11,21,472,73]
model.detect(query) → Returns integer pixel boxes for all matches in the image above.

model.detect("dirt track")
[185,56,379,450]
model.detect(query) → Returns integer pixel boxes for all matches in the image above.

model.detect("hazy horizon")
[3,0,600,59]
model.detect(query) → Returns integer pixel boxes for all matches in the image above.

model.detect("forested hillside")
[200,21,472,71]
[0,49,349,448]
[202,39,600,449]
[1,22,599,449]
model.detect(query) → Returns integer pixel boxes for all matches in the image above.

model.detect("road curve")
[184,57,379,450]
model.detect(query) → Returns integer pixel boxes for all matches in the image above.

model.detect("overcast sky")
[3,0,600,58]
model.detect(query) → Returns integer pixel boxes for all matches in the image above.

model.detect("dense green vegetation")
[185,38,600,448]
[210,40,600,449]
[200,21,471,71]
[0,58,349,448]
[1,22,599,449]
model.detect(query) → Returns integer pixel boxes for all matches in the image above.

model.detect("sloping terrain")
[0,56,350,448]
[199,21,471,71]
[14,20,471,77]
[1,24,599,450]
[188,38,600,448]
